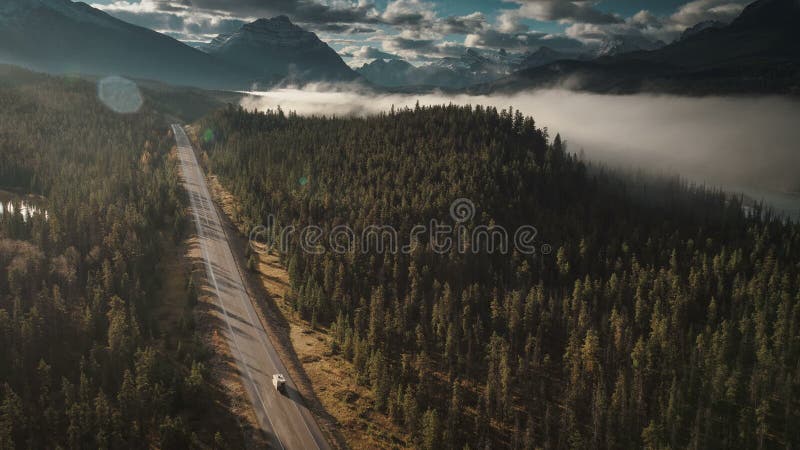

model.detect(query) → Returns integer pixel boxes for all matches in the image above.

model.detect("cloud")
[94,0,246,40]
[340,45,401,61]
[381,0,435,26]
[465,29,584,52]
[438,12,487,34]
[506,0,622,25]
[670,0,749,27]
[378,2,491,39]
[338,45,408,67]
[379,36,476,61]
[316,24,377,34]
[469,1,619,52]
[496,10,529,34]
[174,0,381,25]
[93,0,754,65]
[564,0,749,44]
[97,0,490,45]
[382,36,437,59]
[239,87,800,195]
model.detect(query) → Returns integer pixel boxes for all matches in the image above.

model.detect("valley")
[0,0,798,448]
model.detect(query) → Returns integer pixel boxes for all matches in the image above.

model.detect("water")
[0,192,47,221]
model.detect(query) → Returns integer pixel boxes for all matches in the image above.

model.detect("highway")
[172,125,330,450]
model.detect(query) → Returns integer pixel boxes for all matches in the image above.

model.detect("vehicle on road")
[273,374,286,392]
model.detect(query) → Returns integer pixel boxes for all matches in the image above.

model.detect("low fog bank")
[241,87,800,200]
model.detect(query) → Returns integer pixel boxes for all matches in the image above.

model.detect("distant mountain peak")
[229,16,314,43]
[732,0,800,28]
[205,16,358,82]
[518,46,576,70]
[361,59,413,69]
[596,34,665,57]
[246,15,298,31]
[358,49,521,89]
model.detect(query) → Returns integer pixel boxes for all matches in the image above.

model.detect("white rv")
[272,374,286,392]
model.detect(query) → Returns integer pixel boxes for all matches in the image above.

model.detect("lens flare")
[97,76,143,114]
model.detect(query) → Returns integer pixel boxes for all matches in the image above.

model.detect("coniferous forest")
[0,65,798,449]
[0,68,220,448]
[0,0,798,448]
[199,105,800,449]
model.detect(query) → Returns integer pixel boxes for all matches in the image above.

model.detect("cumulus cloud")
[496,10,529,34]
[505,0,622,25]
[565,0,749,44]
[340,46,396,59]
[339,45,403,66]
[316,24,377,34]
[465,29,584,53]
[670,0,749,26]
[175,0,381,25]
[381,0,436,26]
[438,12,487,34]
[380,36,476,61]
[492,0,748,47]
[93,0,754,66]
[94,0,246,40]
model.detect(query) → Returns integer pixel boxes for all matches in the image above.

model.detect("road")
[172,125,330,450]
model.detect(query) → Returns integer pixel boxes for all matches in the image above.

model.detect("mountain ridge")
[0,0,254,89]
[0,3,361,89]
[486,0,800,95]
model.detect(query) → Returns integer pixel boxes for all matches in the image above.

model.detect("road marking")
[229,246,324,450]
[173,125,286,450]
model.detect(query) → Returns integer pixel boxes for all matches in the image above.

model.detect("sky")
[90,0,754,66]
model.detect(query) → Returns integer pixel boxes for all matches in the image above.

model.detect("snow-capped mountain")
[430,48,520,82]
[358,48,521,89]
[595,34,666,57]
[205,16,358,83]
[356,59,418,87]
[517,47,583,70]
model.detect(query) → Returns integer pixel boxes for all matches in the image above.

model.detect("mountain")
[488,0,800,95]
[429,48,520,85]
[358,49,520,89]
[357,58,473,89]
[518,47,580,70]
[204,16,358,84]
[678,20,725,41]
[0,0,253,89]
[357,59,419,88]
[595,34,665,56]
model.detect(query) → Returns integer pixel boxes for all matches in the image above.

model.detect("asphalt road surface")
[173,125,329,450]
